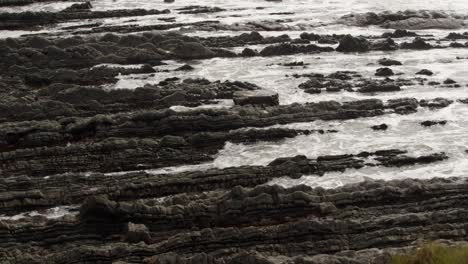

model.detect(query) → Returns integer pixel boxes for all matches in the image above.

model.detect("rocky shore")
[0,0,467,263]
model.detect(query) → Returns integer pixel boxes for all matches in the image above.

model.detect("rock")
[175,64,194,71]
[318,36,338,44]
[400,37,432,50]
[370,38,398,51]
[421,120,447,127]
[281,61,306,67]
[446,32,468,40]
[176,6,226,14]
[386,98,419,114]
[381,29,417,38]
[172,42,216,60]
[443,78,456,85]
[62,2,92,12]
[419,98,453,108]
[340,11,464,30]
[375,67,394,77]
[0,8,171,30]
[358,83,400,93]
[238,31,264,42]
[259,43,333,56]
[233,91,279,106]
[371,124,388,131]
[383,17,464,30]
[304,88,322,94]
[0,0,34,7]
[336,35,369,52]
[416,69,433,76]
[326,87,342,92]
[126,222,151,244]
[378,58,402,66]
[300,32,321,41]
[241,48,259,57]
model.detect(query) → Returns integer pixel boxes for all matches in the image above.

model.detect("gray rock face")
[340,10,465,30]
[233,91,279,106]
[383,17,464,30]
[172,42,216,59]
[378,58,402,66]
[0,177,465,263]
[336,35,369,52]
[358,83,400,93]
[0,3,466,264]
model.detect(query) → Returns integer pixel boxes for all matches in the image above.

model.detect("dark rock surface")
[358,83,400,93]
[416,69,434,76]
[0,97,425,177]
[336,35,369,52]
[371,123,388,130]
[340,10,465,30]
[0,177,465,263]
[421,120,447,127]
[0,8,171,30]
[233,90,280,106]
[375,67,395,76]
[378,58,403,66]
[0,2,466,263]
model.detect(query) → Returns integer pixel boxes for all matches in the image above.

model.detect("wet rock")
[358,83,400,93]
[326,87,342,92]
[126,222,151,244]
[300,32,321,41]
[0,0,33,7]
[176,6,225,14]
[416,69,433,76]
[421,120,447,127]
[259,43,333,56]
[388,98,418,114]
[381,29,417,38]
[376,152,448,166]
[443,78,456,85]
[384,17,464,30]
[298,74,352,93]
[4,176,466,263]
[172,42,216,60]
[241,48,259,57]
[375,67,394,77]
[370,38,398,51]
[340,10,464,30]
[449,42,466,48]
[62,2,93,12]
[419,98,453,108]
[400,37,432,50]
[304,88,322,94]
[0,8,171,30]
[318,36,339,44]
[336,35,369,52]
[233,91,279,106]
[446,32,468,40]
[371,124,388,131]
[174,64,194,71]
[281,61,307,67]
[378,58,402,66]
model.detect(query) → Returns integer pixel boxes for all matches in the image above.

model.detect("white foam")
[0,206,78,221]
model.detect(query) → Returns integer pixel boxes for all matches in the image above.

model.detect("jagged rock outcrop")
[0,177,465,263]
[340,10,465,30]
